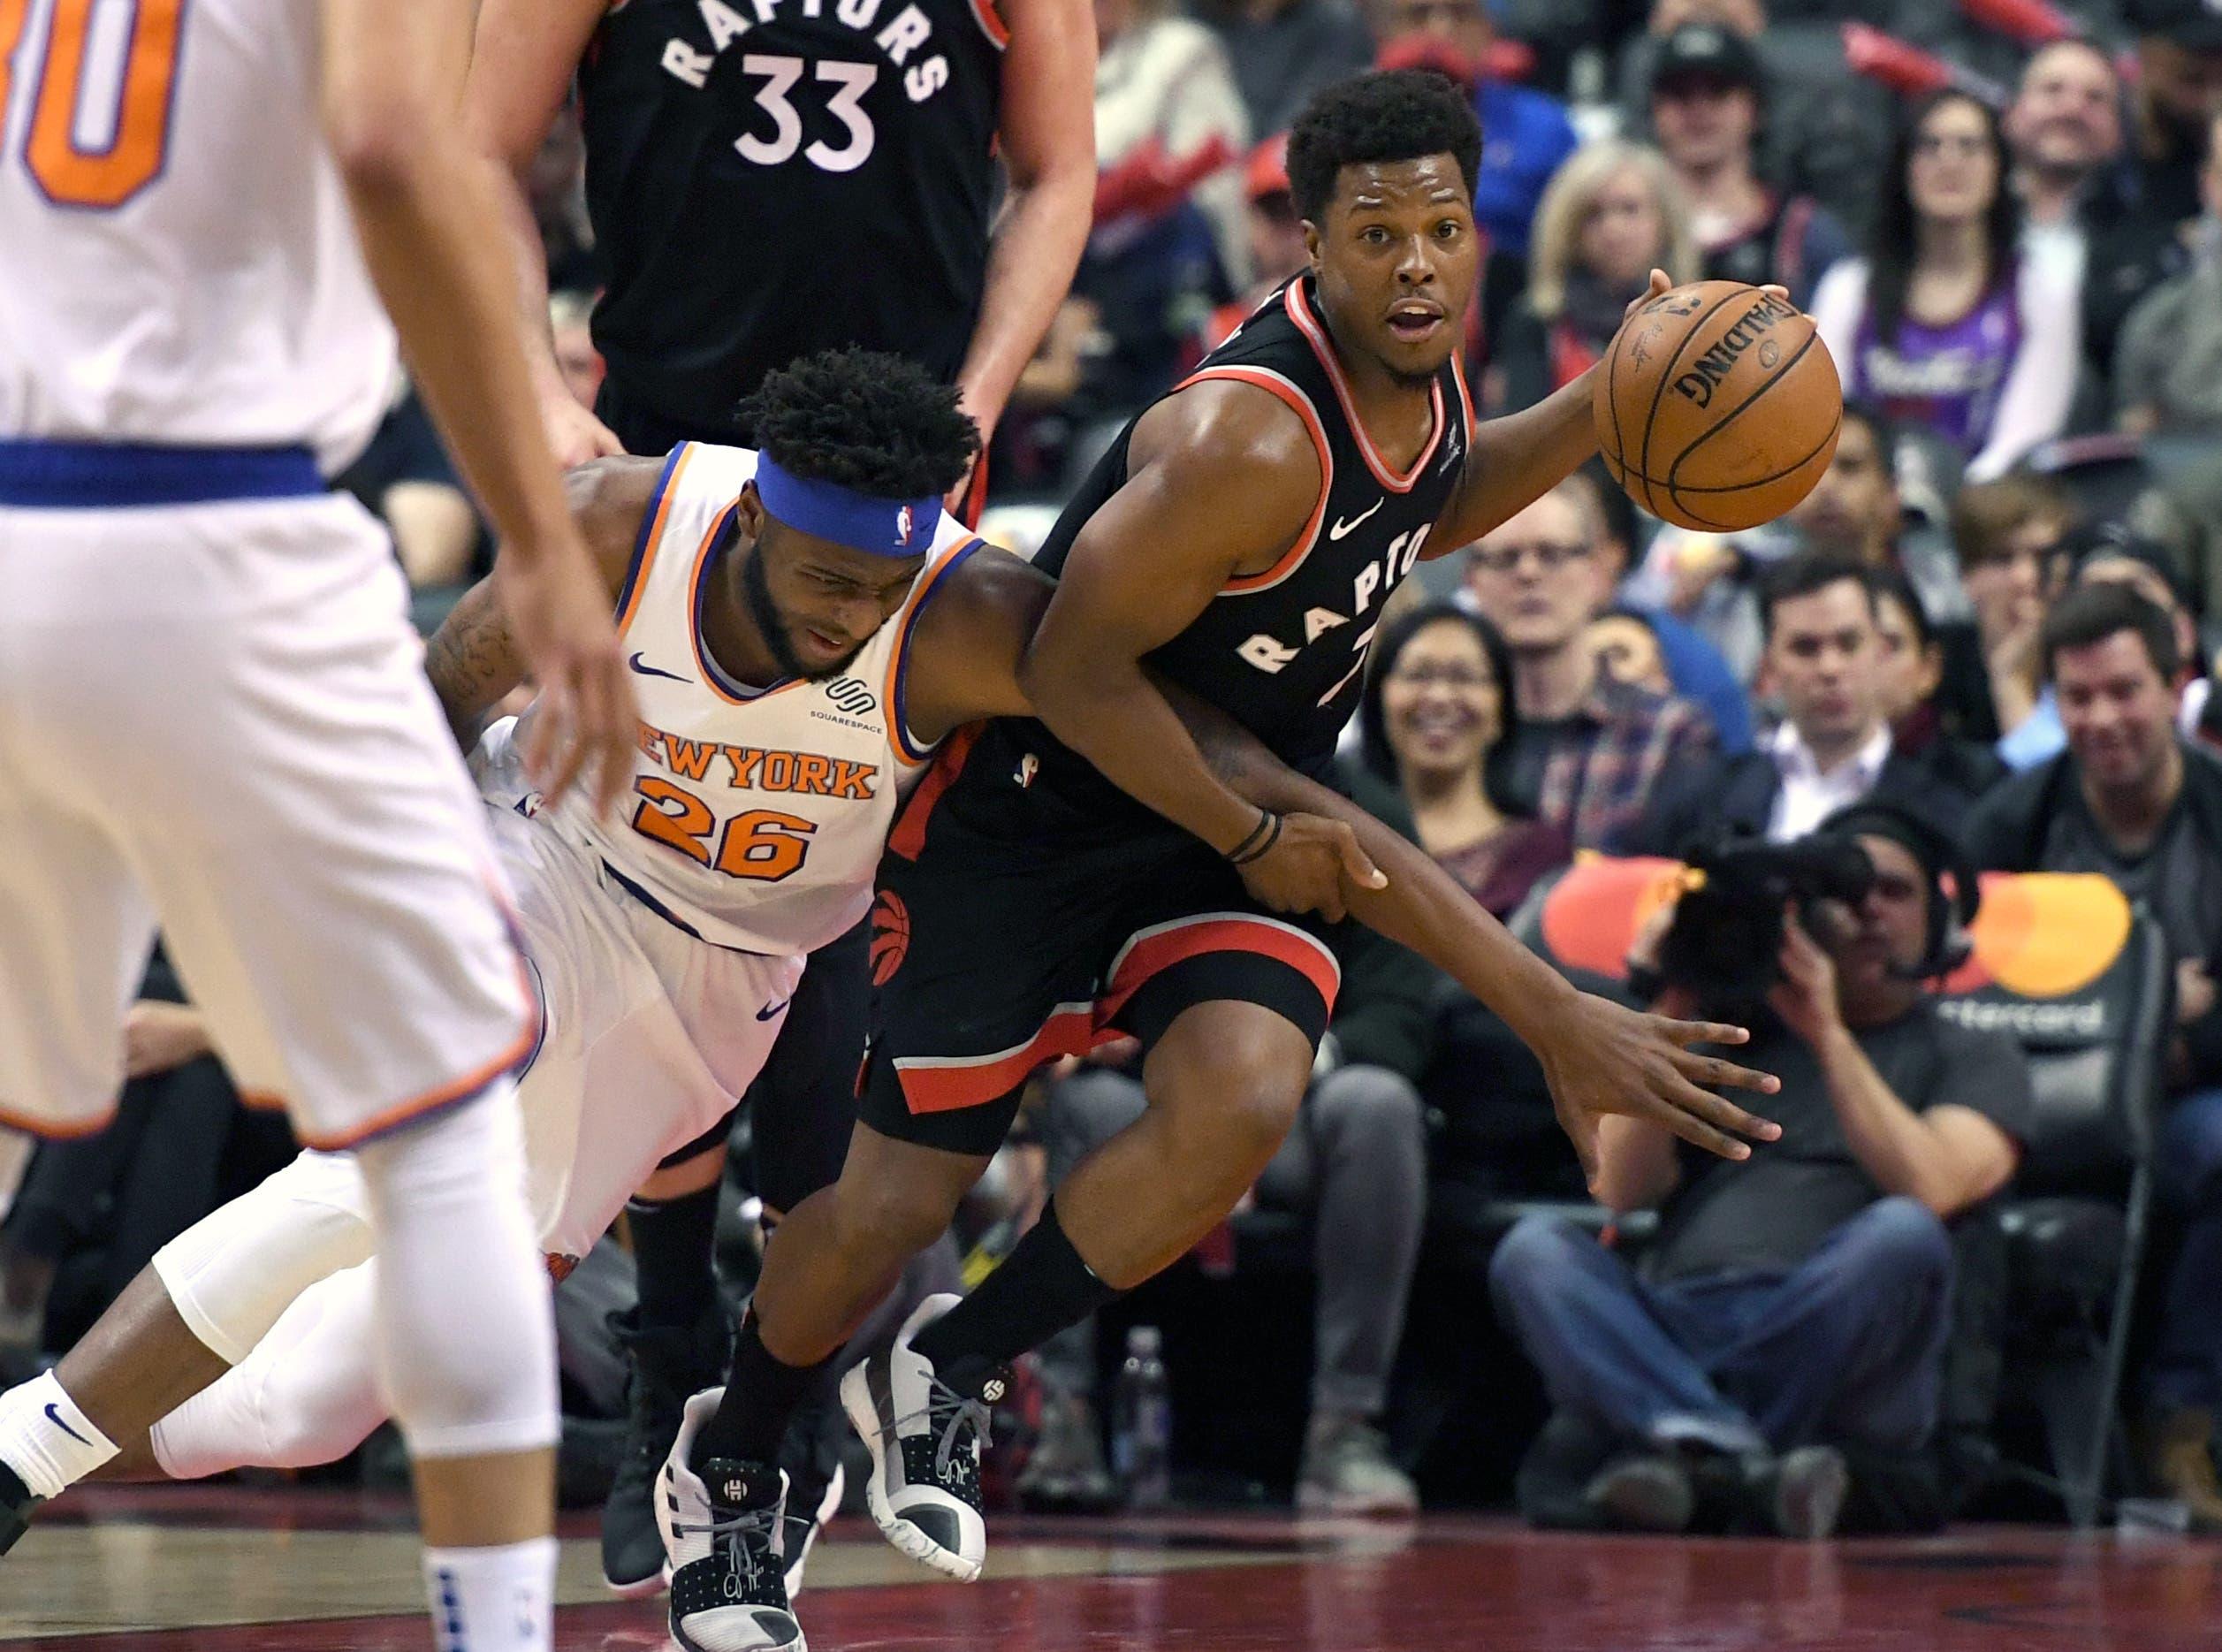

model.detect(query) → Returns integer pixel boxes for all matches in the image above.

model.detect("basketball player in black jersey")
[462,0,1094,1595]
[657,71,1785,1648]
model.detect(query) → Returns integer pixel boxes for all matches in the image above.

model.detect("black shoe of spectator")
[0,1460,39,1557]
[1755,1445,1849,1541]
[604,1303,734,1598]
[1581,1452,1694,1533]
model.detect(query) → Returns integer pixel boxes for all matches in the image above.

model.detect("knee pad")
[151,1152,377,1365]
[151,1265,387,1480]
[354,1085,558,1460]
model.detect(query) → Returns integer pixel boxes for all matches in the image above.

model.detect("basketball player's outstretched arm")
[322,0,636,811]
[462,0,625,467]
[907,546,1781,1167]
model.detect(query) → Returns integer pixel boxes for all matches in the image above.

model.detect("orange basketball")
[1594,279,1842,532]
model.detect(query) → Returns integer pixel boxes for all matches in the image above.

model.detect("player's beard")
[740,541,868,682]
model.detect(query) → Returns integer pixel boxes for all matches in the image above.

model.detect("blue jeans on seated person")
[2148,1088,2222,1413]
[1488,1197,1955,1457]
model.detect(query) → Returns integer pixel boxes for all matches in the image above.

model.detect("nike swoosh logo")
[1328,499,1384,540]
[757,998,792,1022]
[44,1403,90,1446]
[628,652,688,682]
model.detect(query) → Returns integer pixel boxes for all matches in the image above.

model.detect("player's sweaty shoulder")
[563,455,668,600]
[1124,374,1322,550]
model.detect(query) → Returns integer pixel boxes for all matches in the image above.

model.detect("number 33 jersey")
[517,441,980,956]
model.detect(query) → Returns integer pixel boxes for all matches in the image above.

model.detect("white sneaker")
[837,1293,995,1581]
[658,1388,806,1652]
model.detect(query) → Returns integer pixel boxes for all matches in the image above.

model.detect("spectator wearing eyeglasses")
[1358,602,1572,918]
[1465,480,1716,854]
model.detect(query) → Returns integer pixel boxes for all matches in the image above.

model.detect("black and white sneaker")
[837,1292,996,1582]
[603,1303,732,1598]
[0,1461,39,1557]
[659,1389,805,1652]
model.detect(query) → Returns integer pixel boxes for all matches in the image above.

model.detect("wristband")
[1229,811,1283,867]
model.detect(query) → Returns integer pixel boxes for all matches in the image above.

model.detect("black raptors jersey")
[1026,273,1475,803]
[579,0,1004,435]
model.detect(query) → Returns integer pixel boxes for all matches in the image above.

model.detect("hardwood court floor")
[4,1485,2220,1649]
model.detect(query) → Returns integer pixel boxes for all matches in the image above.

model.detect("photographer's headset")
[1819,799,1982,981]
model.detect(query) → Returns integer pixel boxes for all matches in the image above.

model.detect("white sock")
[422,1536,558,1652]
[0,1371,118,1498]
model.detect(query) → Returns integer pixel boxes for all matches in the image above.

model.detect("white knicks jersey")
[526,440,981,956]
[0,0,392,471]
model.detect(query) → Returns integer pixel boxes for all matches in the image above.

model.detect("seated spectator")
[1647,21,1852,307]
[1638,552,1983,854]
[1492,805,2028,1535]
[1615,0,1894,239]
[1951,474,2079,765]
[1490,141,1699,413]
[1025,910,1436,1512]
[1811,90,2079,483]
[1367,0,1579,266]
[1465,481,1716,852]
[2082,0,2222,383]
[1191,0,1377,141]
[2068,522,2222,748]
[1965,582,2222,1529]
[2114,110,2222,439]
[1869,564,2006,803]
[2005,39,2130,299]
[1357,603,1572,917]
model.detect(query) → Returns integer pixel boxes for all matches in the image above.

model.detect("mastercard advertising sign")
[1533,858,2134,1003]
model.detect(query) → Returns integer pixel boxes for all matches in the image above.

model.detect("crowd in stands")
[4,0,2221,1547]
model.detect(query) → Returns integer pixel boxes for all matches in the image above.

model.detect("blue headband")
[754,453,941,560]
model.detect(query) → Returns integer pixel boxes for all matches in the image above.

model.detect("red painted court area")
[6,1490,2221,1651]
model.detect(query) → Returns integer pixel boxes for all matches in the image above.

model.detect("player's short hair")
[1285,70,1483,224]
[738,348,978,501]
[1759,549,1878,640]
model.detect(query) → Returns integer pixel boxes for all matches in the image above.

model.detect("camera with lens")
[1655,833,1877,1020]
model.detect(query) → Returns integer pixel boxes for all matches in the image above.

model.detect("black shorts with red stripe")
[856,719,1345,1158]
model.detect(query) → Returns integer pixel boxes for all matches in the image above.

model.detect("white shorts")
[0,495,531,1148]
[155,777,802,1354]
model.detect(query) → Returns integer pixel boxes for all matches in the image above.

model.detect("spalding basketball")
[1595,280,1842,532]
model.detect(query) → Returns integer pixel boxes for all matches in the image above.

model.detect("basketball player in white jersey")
[0,350,1382,1652]
[0,1,639,1647]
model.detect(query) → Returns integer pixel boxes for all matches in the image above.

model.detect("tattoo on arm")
[424,581,523,748]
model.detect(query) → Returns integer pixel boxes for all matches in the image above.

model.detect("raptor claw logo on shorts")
[871,887,912,985]
[544,1253,581,1283]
